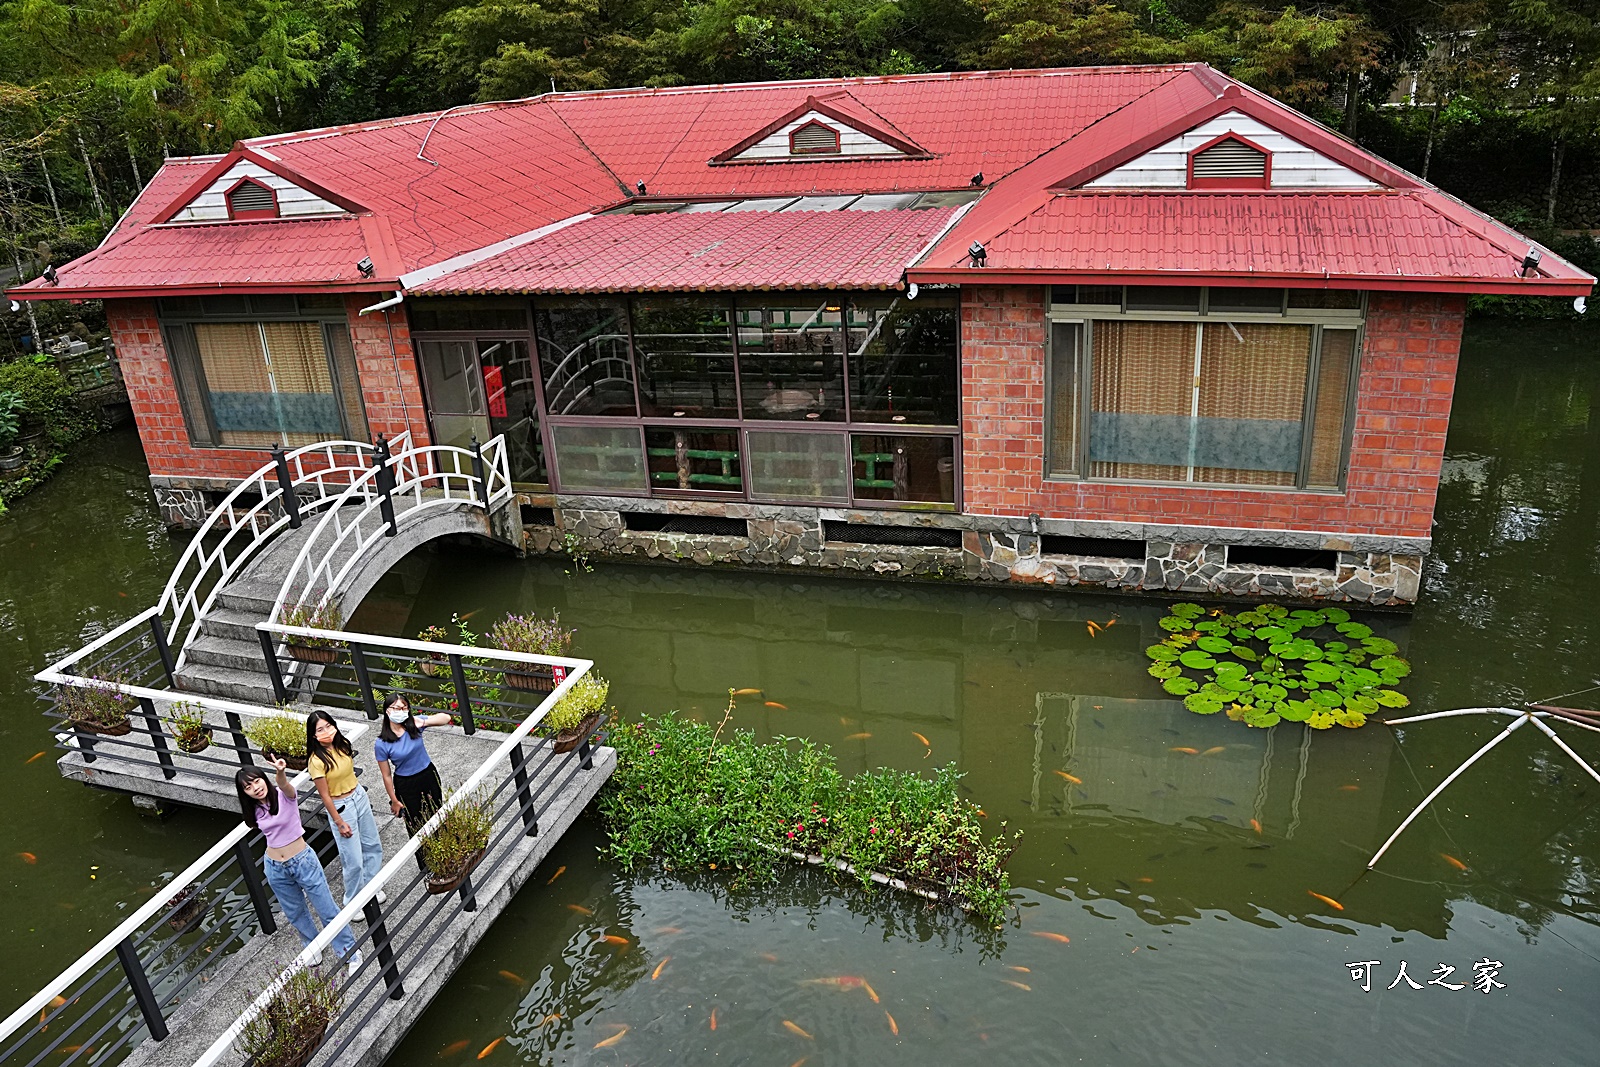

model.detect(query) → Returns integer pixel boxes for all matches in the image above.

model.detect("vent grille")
[791,123,841,156]
[622,512,749,537]
[823,522,960,548]
[1192,139,1267,179]
[228,180,276,216]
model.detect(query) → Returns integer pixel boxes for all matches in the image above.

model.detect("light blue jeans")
[330,786,385,905]
[263,846,356,959]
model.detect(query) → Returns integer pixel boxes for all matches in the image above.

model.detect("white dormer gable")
[1086,111,1380,190]
[169,159,346,222]
[731,110,908,161]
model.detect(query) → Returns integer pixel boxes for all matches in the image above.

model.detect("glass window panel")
[324,324,369,442]
[747,430,850,503]
[1126,286,1201,312]
[410,298,526,332]
[736,296,845,421]
[1088,320,1195,481]
[851,434,956,504]
[1288,289,1363,310]
[1048,322,1082,476]
[534,297,635,416]
[199,295,249,316]
[1192,323,1310,485]
[645,428,743,492]
[633,295,738,419]
[248,294,298,315]
[191,321,342,447]
[847,292,958,426]
[297,294,347,312]
[417,339,482,415]
[478,338,545,485]
[163,323,217,446]
[1207,288,1284,314]
[1307,328,1358,488]
[1050,285,1120,306]
[552,424,646,493]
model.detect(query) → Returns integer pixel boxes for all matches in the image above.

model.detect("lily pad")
[1244,709,1282,729]
[1362,637,1398,656]
[1184,693,1225,715]
[1302,661,1342,683]
[1196,635,1234,653]
[1147,663,1183,680]
[1374,689,1410,708]
[1309,689,1343,708]
[1255,626,1289,642]
[1321,606,1350,624]
[1146,644,1180,662]
[1290,609,1325,624]
[1278,701,1314,722]
[1163,677,1199,696]
[1158,616,1190,632]
[1334,709,1368,729]
[1370,655,1410,677]
[1336,621,1373,640]
[1179,649,1217,669]
[1230,645,1259,662]
[1170,602,1206,619]
[1307,710,1336,730]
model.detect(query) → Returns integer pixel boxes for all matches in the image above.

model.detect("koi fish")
[709,1008,717,1030]
[1441,853,1469,872]
[802,976,866,989]
[977,809,987,817]
[593,1027,628,1049]
[476,1037,503,1059]
[1307,890,1344,911]
[26,751,45,764]
[863,979,880,1003]
[566,904,593,915]
[844,732,871,741]
[599,934,629,946]
[651,956,670,980]
[1002,980,1032,991]
[655,926,684,935]
[545,865,566,884]
[885,1011,899,1036]
[782,1021,814,1040]
[1008,966,1031,973]
[911,731,930,748]
[1104,619,1116,628]
[766,702,788,710]
[732,688,763,697]
[1086,621,1100,637]
[1251,818,1262,834]
[1137,877,1154,884]
[1170,747,1199,755]
[1053,770,1082,784]
[1200,746,1226,757]
[18,852,36,864]
[789,1060,809,1067]
[1338,785,1360,792]
[439,1039,470,1057]
[1032,931,1070,944]
[760,953,779,962]
[497,970,526,986]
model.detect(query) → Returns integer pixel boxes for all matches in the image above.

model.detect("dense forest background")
[2,0,1599,343]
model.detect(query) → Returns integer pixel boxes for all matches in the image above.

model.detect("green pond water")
[4,319,1599,1065]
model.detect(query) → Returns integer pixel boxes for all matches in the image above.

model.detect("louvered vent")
[1191,139,1268,181]
[791,122,841,156]
[228,180,276,216]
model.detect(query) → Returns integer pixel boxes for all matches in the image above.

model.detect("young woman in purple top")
[235,758,362,975]
[374,693,452,867]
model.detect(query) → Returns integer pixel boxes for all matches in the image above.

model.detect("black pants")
[393,763,443,870]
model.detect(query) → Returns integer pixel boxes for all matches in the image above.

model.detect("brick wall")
[107,294,431,484]
[959,287,1464,540]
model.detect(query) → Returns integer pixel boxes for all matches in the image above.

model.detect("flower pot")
[503,667,553,692]
[263,750,309,772]
[246,1021,329,1067]
[425,847,486,895]
[287,644,339,665]
[551,712,601,755]
[418,655,446,678]
[75,717,132,736]
[167,890,206,932]
[176,728,212,754]
[0,445,25,475]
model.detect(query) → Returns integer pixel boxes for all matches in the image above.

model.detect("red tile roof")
[12,64,1593,300]
[410,206,960,294]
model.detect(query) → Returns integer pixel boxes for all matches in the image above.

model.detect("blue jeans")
[331,787,385,905]
[264,846,356,959]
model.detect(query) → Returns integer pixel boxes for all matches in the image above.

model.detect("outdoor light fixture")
[1521,248,1542,277]
[637,181,647,195]
[970,172,984,186]
[357,256,375,278]
[968,241,987,267]
[42,265,57,284]
[9,300,19,312]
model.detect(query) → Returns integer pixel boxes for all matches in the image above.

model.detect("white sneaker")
[377,890,388,904]
[347,949,363,976]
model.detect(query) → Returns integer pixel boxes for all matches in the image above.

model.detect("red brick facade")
[109,293,430,483]
[959,287,1463,540]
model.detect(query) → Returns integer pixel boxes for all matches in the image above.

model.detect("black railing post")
[448,654,475,735]
[140,697,176,781]
[234,841,277,934]
[458,874,477,913]
[272,443,302,529]
[363,899,405,1000]
[579,735,594,771]
[226,712,253,766]
[373,436,398,537]
[75,724,96,764]
[258,629,289,704]
[148,616,177,689]
[114,937,169,1041]
[349,643,379,721]
[470,436,488,506]
[508,742,538,836]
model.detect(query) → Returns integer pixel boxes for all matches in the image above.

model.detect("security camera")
[357,257,375,278]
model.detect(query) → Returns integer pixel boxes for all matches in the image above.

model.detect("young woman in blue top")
[374,693,451,866]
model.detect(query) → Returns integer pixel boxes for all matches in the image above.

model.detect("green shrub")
[420,790,493,879]
[244,712,307,758]
[165,701,210,751]
[0,391,22,450]
[542,674,608,735]
[236,964,342,1067]
[0,360,95,445]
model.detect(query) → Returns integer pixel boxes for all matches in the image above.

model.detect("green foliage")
[235,964,342,1067]
[0,362,96,447]
[0,391,21,450]
[485,611,573,656]
[244,712,307,758]
[1143,602,1412,730]
[280,601,343,648]
[419,789,494,879]
[54,672,133,729]
[165,700,210,750]
[542,674,609,735]
[599,712,1020,923]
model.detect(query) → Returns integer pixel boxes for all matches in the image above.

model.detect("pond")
[3,319,1599,1065]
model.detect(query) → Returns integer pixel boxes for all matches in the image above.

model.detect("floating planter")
[244,711,310,771]
[280,601,343,664]
[1145,602,1411,729]
[236,964,342,1067]
[421,790,493,894]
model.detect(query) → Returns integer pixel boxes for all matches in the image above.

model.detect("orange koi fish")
[655,926,684,935]
[497,970,526,986]
[1008,966,1031,973]
[783,1021,814,1040]
[566,904,593,915]
[476,1037,503,1059]
[789,1060,809,1067]
[439,1039,470,1057]
[1104,619,1116,628]
[862,979,880,1004]
[1002,980,1032,991]
[593,1027,628,1049]
[1200,746,1226,757]
[802,976,866,989]
[545,865,566,884]
[1338,785,1360,792]
[1307,890,1344,911]
[1053,770,1082,784]
[1250,818,1262,834]
[732,688,763,697]
[844,732,871,741]
[1170,747,1198,755]
[18,852,36,864]
[26,751,45,764]
[1137,877,1154,884]
[651,957,670,980]
[911,731,930,748]
[885,1011,899,1036]
[1086,621,1100,637]
[1031,931,1070,944]
[1441,853,1469,872]
[599,934,629,946]
[765,702,788,710]
[709,1008,718,1030]
[760,952,779,962]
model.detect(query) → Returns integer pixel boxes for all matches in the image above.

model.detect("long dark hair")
[379,693,422,743]
[235,768,277,829]
[305,710,353,767]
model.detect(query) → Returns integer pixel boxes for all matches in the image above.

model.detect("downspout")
[359,290,404,315]
[356,289,418,441]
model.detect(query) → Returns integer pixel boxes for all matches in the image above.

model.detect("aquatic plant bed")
[599,712,1020,923]
[1145,602,1411,729]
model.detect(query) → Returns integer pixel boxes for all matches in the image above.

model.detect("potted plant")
[280,601,343,664]
[236,964,342,1067]
[0,391,25,475]
[55,675,133,736]
[166,701,211,754]
[245,711,309,771]
[541,674,608,754]
[414,624,449,677]
[165,885,207,932]
[420,790,493,894]
[485,613,573,691]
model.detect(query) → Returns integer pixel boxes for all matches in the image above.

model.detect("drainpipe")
[359,290,404,315]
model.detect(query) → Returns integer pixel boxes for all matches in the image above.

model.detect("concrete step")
[184,635,267,673]
[192,606,262,644]
[214,587,275,615]
[174,662,275,705]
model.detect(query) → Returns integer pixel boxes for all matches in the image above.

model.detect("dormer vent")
[226,178,278,219]
[1189,136,1269,189]
[790,121,841,156]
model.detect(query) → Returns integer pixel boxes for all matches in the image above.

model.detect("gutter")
[360,290,404,315]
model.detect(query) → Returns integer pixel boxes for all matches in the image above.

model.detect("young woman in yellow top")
[305,711,386,907]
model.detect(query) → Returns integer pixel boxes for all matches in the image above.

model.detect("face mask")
[386,706,409,724]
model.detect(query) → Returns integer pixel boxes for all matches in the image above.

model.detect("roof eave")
[6,279,402,302]
[904,267,1596,297]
